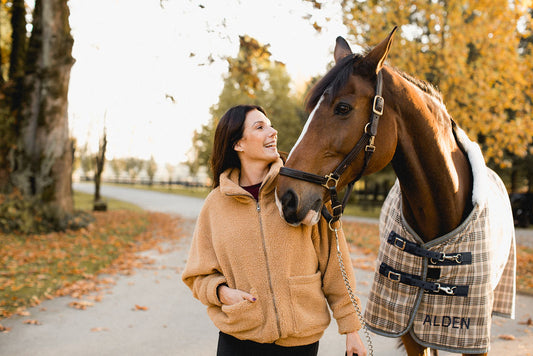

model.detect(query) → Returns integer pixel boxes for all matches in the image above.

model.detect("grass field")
[0,192,183,321]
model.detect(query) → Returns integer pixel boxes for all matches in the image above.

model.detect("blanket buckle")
[388,271,401,282]
[394,237,406,250]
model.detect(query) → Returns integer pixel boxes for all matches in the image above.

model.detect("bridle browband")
[279,70,385,226]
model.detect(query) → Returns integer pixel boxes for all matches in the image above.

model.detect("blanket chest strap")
[387,231,472,266]
[379,263,469,297]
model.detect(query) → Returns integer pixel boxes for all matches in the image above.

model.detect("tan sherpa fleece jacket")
[182,158,361,347]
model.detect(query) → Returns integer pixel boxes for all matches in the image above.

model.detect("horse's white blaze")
[288,95,325,161]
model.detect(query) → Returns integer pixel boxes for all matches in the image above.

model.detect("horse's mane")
[305,53,443,112]
[395,68,443,103]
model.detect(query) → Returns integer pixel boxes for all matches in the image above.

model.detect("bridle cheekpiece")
[279,70,385,227]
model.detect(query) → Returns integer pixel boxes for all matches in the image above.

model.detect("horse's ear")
[334,36,353,64]
[364,26,398,74]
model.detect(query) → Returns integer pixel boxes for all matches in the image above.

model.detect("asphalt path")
[1,183,531,355]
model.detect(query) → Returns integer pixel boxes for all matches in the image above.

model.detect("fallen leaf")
[23,319,41,325]
[498,334,516,340]
[0,324,11,333]
[518,318,533,326]
[91,327,109,332]
[68,301,94,310]
[134,304,148,311]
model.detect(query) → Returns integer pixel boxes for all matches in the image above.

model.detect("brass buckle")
[322,173,339,189]
[394,237,406,251]
[387,271,401,282]
[373,95,384,115]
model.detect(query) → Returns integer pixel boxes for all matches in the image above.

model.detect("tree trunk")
[9,0,27,81]
[93,131,107,211]
[10,0,75,227]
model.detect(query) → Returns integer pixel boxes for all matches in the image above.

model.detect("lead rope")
[333,225,374,356]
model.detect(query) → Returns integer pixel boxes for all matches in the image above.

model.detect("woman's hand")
[346,331,367,356]
[218,285,256,306]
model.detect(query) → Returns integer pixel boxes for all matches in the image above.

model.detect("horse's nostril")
[281,189,299,223]
[281,189,297,210]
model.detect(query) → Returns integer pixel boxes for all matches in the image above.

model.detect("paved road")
[1,183,531,355]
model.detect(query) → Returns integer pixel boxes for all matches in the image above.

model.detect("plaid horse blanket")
[364,127,516,354]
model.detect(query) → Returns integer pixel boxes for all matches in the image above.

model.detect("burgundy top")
[242,183,261,201]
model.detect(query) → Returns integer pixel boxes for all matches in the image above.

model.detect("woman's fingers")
[241,291,257,303]
[220,286,257,305]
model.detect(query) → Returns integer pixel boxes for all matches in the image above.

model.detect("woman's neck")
[239,161,270,187]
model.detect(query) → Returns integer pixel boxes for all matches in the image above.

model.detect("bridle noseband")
[279,70,385,226]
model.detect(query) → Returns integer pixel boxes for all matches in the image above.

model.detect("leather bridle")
[279,70,385,225]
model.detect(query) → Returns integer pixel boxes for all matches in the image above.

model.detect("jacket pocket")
[209,288,263,338]
[289,271,330,337]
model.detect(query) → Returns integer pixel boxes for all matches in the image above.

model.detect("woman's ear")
[234,140,243,152]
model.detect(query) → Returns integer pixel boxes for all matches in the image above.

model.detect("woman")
[182,105,366,356]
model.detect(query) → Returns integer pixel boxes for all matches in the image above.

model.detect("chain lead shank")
[333,227,374,356]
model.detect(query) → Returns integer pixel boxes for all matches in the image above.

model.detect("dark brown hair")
[210,105,266,188]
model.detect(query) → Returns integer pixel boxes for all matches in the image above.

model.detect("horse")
[276,27,515,356]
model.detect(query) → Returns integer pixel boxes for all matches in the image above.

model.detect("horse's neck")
[389,76,473,241]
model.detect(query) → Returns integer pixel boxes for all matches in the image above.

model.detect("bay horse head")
[276,27,399,226]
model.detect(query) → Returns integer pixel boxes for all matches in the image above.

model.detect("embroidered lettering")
[453,317,460,329]
[422,315,470,329]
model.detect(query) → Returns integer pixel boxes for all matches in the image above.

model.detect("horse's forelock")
[305,54,363,112]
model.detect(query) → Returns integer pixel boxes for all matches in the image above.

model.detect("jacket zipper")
[256,201,282,339]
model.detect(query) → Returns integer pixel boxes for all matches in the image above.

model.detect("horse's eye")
[334,103,352,116]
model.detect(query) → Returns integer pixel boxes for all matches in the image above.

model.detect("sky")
[67,0,349,166]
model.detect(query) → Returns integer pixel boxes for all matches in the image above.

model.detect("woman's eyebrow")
[252,119,270,126]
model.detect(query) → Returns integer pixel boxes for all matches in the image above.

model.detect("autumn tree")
[125,157,144,182]
[1,0,76,229]
[145,156,158,186]
[303,0,533,172]
[78,143,95,179]
[109,158,125,181]
[188,35,305,175]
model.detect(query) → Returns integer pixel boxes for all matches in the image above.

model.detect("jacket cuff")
[336,310,362,334]
[207,275,227,306]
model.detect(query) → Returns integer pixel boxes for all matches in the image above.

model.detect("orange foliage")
[0,211,184,319]
[341,0,533,167]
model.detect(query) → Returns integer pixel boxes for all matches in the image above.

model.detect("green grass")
[343,203,381,219]
[104,182,210,199]
[73,190,143,211]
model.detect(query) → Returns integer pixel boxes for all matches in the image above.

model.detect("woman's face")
[234,109,279,165]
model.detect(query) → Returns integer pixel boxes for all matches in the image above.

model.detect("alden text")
[422,315,470,329]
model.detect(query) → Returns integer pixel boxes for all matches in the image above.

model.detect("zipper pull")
[256,202,260,212]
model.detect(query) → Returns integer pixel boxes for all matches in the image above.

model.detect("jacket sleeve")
[181,202,226,307]
[313,218,362,334]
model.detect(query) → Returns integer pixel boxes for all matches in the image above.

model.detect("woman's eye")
[334,103,352,116]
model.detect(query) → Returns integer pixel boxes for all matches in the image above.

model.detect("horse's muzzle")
[278,188,322,226]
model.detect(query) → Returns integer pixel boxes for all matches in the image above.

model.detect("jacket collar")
[220,158,283,201]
